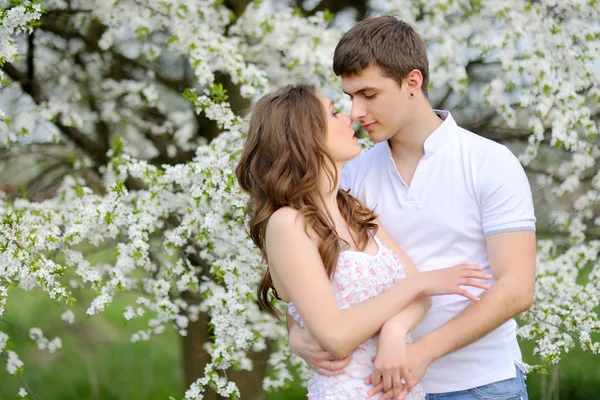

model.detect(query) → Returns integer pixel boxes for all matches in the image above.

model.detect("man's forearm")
[419,278,531,362]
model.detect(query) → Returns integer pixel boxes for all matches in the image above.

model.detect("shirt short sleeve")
[479,145,536,236]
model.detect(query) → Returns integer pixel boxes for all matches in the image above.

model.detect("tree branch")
[223,0,253,19]
[73,52,111,151]
[2,62,108,166]
[38,15,190,92]
[304,0,368,18]
[432,87,453,110]
[21,31,38,98]
[7,161,68,201]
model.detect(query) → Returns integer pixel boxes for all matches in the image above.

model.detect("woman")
[235,84,490,399]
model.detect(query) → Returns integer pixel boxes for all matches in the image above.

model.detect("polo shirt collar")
[423,110,456,154]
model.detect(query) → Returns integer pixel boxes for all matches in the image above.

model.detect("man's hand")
[367,339,433,399]
[288,315,352,376]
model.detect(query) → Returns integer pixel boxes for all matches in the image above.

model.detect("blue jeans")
[425,366,528,400]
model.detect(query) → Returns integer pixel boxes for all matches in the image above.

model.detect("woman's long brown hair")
[235,84,378,318]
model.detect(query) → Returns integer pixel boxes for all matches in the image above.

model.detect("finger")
[380,390,396,400]
[311,347,334,357]
[396,386,409,400]
[400,371,415,392]
[465,264,484,271]
[392,373,403,392]
[454,263,481,271]
[383,373,393,392]
[309,346,328,355]
[372,371,382,386]
[458,289,480,301]
[315,367,345,377]
[462,278,491,290]
[461,270,493,280]
[314,353,349,363]
[317,358,352,372]
[367,383,383,396]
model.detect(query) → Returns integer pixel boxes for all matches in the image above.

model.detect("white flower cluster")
[0,1,44,69]
[0,0,598,398]
[28,327,63,353]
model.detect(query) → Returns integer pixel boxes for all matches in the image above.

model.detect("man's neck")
[388,106,444,163]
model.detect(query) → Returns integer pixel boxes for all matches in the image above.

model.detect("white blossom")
[6,351,24,375]
[0,0,598,397]
[60,310,76,324]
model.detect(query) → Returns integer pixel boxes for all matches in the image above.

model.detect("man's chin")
[367,133,387,143]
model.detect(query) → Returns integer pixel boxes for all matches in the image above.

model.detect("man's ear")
[405,69,423,93]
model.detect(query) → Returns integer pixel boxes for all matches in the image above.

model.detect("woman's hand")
[415,264,492,301]
[366,322,411,400]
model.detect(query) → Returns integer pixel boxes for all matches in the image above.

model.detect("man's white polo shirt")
[340,111,536,393]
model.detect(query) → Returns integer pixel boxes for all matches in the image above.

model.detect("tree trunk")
[227,345,273,400]
[182,292,272,399]
[182,300,218,399]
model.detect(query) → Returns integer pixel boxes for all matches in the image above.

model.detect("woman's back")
[287,236,426,399]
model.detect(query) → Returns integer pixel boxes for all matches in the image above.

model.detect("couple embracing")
[236,15,535,400]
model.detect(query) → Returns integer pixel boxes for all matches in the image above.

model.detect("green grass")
[520,339,600,400]
[1,287,598,400]
[0,289,184,400]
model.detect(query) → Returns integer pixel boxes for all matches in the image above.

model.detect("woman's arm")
[375,224,431,333]
[268,208,489,358]
[365,224,431,395]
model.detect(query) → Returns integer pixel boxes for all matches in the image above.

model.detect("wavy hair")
[235,84,378,318]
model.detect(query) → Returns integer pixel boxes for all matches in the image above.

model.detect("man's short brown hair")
[333,16,430,97]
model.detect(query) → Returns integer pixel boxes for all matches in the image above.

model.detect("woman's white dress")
[288,236,426,399]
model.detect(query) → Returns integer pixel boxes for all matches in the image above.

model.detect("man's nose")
[350,101,366,122]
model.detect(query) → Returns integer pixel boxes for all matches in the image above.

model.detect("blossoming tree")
[0,0,599,399]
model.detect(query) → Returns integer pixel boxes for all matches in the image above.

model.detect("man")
[287,15,536,400]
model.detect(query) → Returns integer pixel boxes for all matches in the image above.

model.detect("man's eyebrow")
[342,86,377,96]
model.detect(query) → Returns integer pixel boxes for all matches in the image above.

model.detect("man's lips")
[362,122,376,131]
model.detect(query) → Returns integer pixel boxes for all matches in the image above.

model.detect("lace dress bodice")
[288,236,426,399]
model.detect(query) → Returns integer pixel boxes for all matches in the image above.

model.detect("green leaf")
[135,27,149,38]
[74,183,84,198]
[260,20,272,33]
[112,135,125,155]
[182,88,198,103]
[209,83,229,103]
[104,211,114,226]
[543,84,551,96]
[111,179,125,196]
